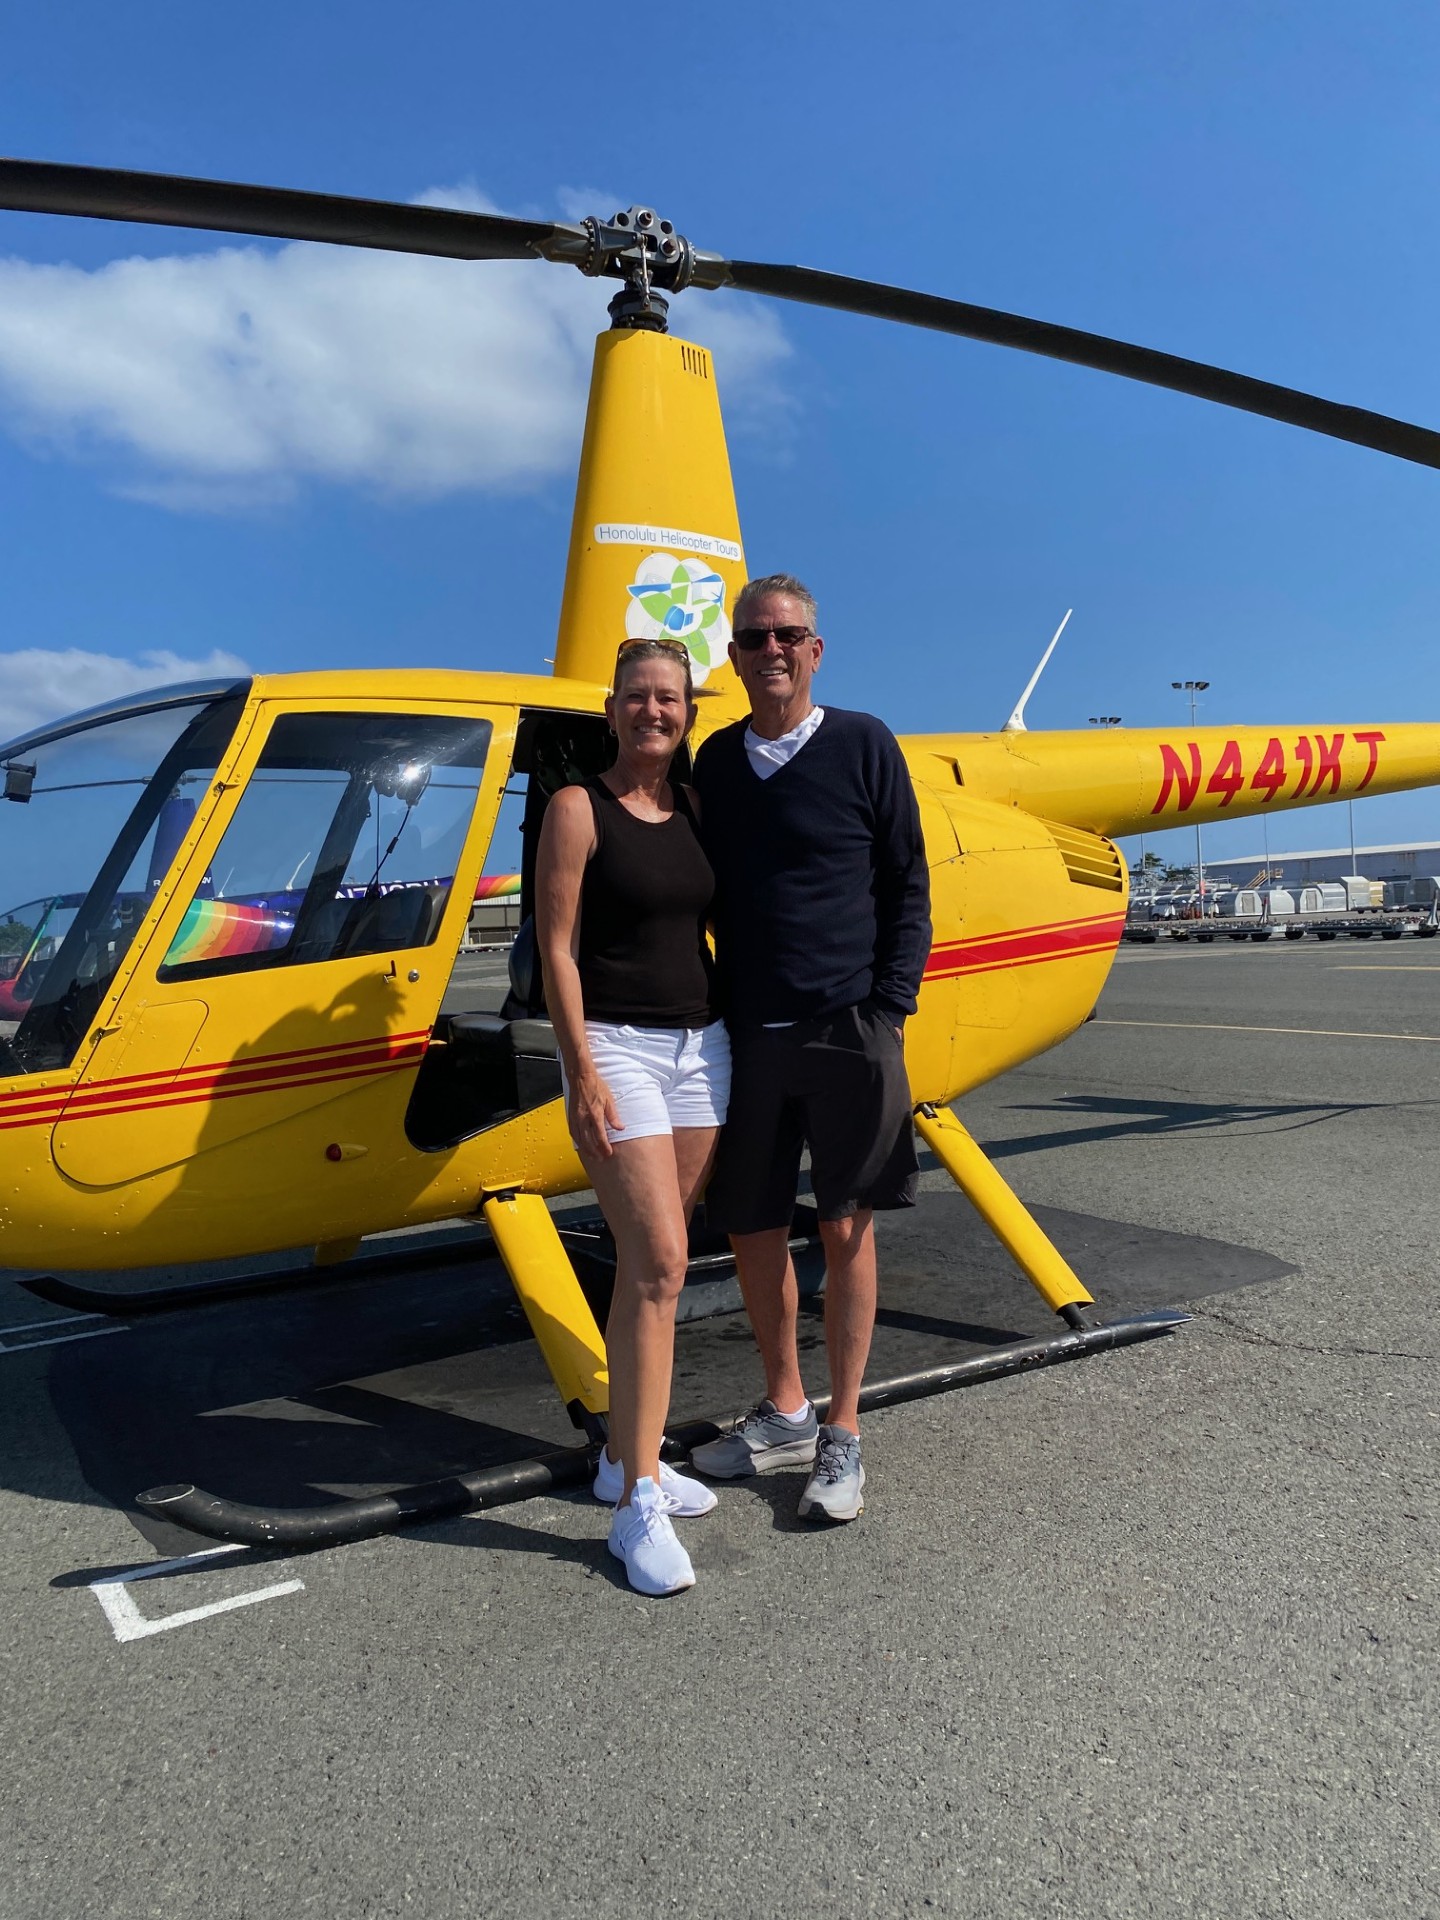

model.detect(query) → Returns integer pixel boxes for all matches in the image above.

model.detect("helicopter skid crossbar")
[136,1308,1187,1550]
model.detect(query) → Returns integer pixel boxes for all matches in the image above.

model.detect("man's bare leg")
[728,1227,807,1412]
[816,1209,877,1435]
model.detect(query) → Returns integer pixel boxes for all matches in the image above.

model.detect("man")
[690,573,931,1520]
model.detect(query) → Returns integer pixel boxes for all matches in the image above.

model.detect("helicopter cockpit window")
[157,711,493,983]
[2,694,245,1077]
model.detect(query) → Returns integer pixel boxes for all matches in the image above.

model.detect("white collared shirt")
[744,705,825,779]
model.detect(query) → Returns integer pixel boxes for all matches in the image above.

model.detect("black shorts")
[704,1001,919,1235]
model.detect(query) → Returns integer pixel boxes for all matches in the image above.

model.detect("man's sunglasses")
[732,625,814,651]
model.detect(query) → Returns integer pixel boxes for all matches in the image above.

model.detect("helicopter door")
[406,707,617,1147]
[51,701,510,1193]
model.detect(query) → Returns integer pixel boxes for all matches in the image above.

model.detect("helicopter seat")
[408,916,562,1148]
[495,921,560,1102]
[341,883,445,957]
[293,884,445,966]
[441,1012,558,1062]
[499,915,545,1020]
[433,1008,562,1130]
[445,1012,510,1051]
[505,1015,561,1112]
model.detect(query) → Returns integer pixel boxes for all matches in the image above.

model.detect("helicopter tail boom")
[913,723,1440,841]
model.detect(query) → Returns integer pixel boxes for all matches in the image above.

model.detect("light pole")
[1172,680,1210,911]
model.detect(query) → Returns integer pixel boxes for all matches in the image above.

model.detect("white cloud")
[0,186,791,511]
[0,646,250,742]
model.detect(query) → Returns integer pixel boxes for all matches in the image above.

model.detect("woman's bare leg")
[672,1123,721,1225]
[584,1125,718,1505]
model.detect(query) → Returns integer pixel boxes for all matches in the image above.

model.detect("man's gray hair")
[733,573,818,633]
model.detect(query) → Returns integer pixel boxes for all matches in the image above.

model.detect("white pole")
[1171,678,1210,914]
[1190,685,1204,910]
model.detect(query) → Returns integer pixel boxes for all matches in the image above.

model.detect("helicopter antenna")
[1001,609,1072,733]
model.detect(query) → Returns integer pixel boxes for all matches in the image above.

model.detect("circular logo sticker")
[624,552,730,685]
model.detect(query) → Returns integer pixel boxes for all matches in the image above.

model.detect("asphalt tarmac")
[2,941,1436,1919]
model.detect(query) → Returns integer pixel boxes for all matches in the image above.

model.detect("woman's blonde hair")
[612,637,695,700]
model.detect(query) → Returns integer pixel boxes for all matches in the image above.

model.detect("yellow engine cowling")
[907,757,1127,1107]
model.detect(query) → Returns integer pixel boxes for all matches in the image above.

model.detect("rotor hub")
[581,205,695,331]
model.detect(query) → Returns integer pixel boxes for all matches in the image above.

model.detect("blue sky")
[2,0,1438,872]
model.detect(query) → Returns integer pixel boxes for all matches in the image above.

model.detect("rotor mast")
[549,205,749,702]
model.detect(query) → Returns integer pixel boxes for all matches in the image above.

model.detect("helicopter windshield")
[0,692,246,1076]
[0,698,496,1079]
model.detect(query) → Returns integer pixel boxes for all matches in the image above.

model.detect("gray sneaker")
[690,1399,819,1479]
[797,1424,866,1521]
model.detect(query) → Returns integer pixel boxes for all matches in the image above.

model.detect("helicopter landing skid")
[137,1306,1187,1549]
[129,1107,1188,1552]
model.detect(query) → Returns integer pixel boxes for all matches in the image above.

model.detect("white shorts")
[563,1019,731,1145]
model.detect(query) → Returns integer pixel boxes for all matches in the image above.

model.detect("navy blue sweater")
[692,707,931,1026]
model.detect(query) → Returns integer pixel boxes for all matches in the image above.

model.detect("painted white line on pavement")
[0,1312,103,1335]
[90,1543,304,1643]
[0,1324,127,1355]
[1094,1018,1440,1043]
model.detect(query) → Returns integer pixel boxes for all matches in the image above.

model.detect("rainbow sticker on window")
[164,898,296,969]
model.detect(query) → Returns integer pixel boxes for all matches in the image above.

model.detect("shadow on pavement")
[985,1090,1393,1157]
[3,1187,1295,1562]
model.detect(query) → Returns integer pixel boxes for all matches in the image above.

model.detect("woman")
[536,638,730,1596]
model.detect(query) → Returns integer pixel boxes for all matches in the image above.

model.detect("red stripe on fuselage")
[924,914,1124,980]
[0,1055,420,1132]
[0,1030,431,1132]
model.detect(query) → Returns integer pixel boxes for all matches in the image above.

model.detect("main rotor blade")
[714,258,1440,471]
[6,160,1436,470]
[0,159,587,265]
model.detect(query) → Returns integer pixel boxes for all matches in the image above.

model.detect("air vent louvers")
[1046,821,1126,891]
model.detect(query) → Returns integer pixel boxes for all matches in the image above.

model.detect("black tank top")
[576,778,717,1027]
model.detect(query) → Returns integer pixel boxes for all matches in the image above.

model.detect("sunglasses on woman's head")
[616,637,692,662]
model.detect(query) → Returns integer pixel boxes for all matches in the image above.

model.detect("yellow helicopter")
[2,161,1438,1542]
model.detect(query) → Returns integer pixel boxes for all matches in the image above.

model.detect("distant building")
[1200,842,1440,887]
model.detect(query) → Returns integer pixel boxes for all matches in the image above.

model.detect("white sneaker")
[593,1448,718,1516]
[607,1478,696,1596]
